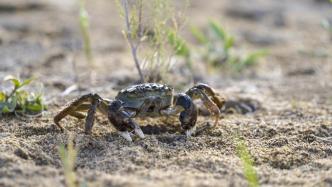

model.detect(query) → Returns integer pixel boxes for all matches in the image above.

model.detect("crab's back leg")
[62,104,91,120]
[69,111,86,119]
[84,97,100,134]
[54,93,103,132]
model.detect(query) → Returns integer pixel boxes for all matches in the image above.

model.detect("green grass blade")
[241,49,268,67]
[20,78,33,88]
[224,36,234,51]
[209,20,226,40]
[168,30,190,57]
[4,75,21,89]
[236,138,259,187]
[59,137,78,187]
[79,0,94,65]
[0,92,5,102]
[190,26,208,44]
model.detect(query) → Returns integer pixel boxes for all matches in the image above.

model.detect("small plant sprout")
[230,49,269,72]
[58,136,79,187]
[236,137,259,187]
[190,20,267,73]
[118,0,189,83]
[79,0,94,66]
[209,20,235,64]
[0,75,46,118]
[191,20,234,68]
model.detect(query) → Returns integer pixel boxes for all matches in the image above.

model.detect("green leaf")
[1,97,16,113]
[224,36,234,51]
[168,30,190,57]
[4,75,21,89]
[0,92,6,102]
[209,20,226,41]
[26,103,44,112]
[6,96,17,112]
[2,105,11,113]
[15,90,29,107]
[20,78,33,88]
[190,26,208,44]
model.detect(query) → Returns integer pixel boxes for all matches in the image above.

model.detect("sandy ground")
[0,0,331,186]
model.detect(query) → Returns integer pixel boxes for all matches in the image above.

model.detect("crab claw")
[185,126,196,137]
[118,131,132,142]
[134,127,145,139]
[129,121,145,139]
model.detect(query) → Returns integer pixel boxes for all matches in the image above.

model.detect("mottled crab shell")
[115,83,174,110]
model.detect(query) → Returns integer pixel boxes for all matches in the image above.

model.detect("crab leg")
[187,83,225,109]
[160,105,183,116]
[186,84,223,127]
[85,99,118,134]
[53,93,103,132]
[84,97,100,134]
[54,94,94,131]
[197,89,220,127]
[68,111,86,119]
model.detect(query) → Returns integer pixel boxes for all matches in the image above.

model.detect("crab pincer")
[108,100,144,141]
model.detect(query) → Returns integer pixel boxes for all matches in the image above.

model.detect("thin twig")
[122,0,145,83]
[138,0,143,38]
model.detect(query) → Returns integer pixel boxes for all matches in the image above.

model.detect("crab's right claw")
[118,131,132,142]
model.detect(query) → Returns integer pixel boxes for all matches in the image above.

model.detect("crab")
[54,83,224,142]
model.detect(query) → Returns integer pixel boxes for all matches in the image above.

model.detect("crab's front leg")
[108,101,144,142]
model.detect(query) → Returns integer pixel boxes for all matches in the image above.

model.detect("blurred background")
[0,0,331,99]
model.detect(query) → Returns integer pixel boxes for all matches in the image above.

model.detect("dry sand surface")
[0,0,331,186]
